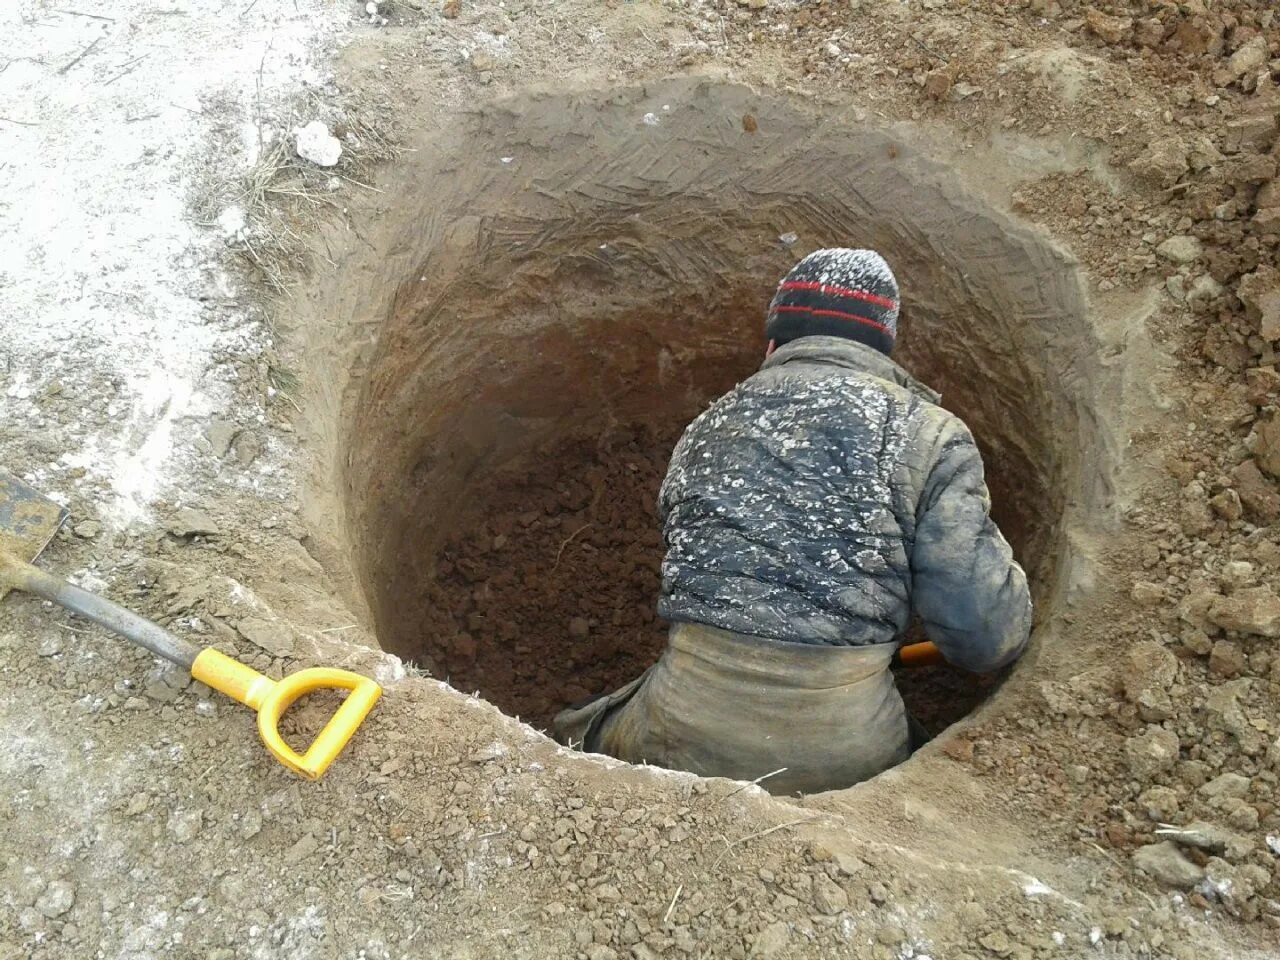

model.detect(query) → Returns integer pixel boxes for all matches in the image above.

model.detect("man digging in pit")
[554,248,1032,794]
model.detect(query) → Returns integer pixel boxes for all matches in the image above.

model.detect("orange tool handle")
[897,640,945,668]
[192,649,382,779]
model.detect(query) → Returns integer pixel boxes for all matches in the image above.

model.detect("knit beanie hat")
[765,248,900,355]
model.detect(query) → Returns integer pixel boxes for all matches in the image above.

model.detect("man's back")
[658,335,1031,671]
[555,249,1031,791]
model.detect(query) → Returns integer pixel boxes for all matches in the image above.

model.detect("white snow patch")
[374,654,409,685]
[295,119,344,167]
[217,205,249,239]
[1022,878,1055,897]
[0,1,344,529]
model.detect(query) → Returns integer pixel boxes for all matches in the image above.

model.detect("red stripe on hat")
[772,304,894,335]
[778,280,899,310]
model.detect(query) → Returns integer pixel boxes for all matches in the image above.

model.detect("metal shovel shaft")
[1,552,201,669]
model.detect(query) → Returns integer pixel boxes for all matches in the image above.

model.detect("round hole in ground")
[336,81,1104,757]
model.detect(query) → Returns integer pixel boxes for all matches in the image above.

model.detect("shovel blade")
[0,472,69,600]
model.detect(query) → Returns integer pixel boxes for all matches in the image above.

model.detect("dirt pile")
[414,424,673,727]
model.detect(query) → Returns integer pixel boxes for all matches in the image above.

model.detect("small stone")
[1125,726,1180,779]
[1138,786,1180,821]
[1130,582,1167,606]
[37,635,63,657]
[978,930,1013,956]
[283,833,319,864]
[236,616,296,656]
[232,432,262,467]
[471,49,496,72]
[72,520,101,539]
[1246,368,1280,405]
[35,880,75,919]
[1123,642,1178,702]
[832,852,865,876]
[923,67,953,101]
[1255,207,1280,236]
[1209,489,1242,520]
[144,680,180,703]
[1132,841,1204,888]
[1249,415,1280,479]
[1204,679,1252,736]
[441,0,460,17]
[1226,36,1269,80]
[1129,138,1188,186]
[875,924,905,947]
[1135,687,1174,723]
[1200,772,1250,800]
[1231,461,1280,524]
[294,121,343,168]
[1134,17,1164,48]
[1209,641,1247,678]
[167,809,203,842]
[1085,8,1132,44]
[205,420,237,458]
[167,507,219,538]
[1207,586,1280,637]
[1238,268,1280,343]
[812,874,848,915]
[752,923,790,958]
[1156,236,1202,264]
[568,617,590,639]
[1187,274,1224,306]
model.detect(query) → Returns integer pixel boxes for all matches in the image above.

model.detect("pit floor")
[413,423,998,736]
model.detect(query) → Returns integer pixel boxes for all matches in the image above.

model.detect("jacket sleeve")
[909,415,1032,673]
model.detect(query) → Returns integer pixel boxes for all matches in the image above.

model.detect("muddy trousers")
[552,623,910,795]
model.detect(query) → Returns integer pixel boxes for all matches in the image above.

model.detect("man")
[554,248,1031,794]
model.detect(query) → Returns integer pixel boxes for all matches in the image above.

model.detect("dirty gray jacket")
[657,336,1031,673]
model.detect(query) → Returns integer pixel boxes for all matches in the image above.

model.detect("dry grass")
[192,86,402,296]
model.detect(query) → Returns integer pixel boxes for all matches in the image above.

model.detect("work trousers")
[552,622,911,795]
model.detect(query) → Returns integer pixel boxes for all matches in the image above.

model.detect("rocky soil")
[2,0,1280,958]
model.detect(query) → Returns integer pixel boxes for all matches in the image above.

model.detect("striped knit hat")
[765,248,900,355]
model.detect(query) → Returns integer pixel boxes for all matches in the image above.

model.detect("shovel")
[0,472,381,780]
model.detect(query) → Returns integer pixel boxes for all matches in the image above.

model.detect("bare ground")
[2,1,1279,958]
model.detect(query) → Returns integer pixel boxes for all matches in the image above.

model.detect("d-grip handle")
[192,649,382,779]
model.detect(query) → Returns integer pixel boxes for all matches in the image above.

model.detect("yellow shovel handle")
[191,649,382,780]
